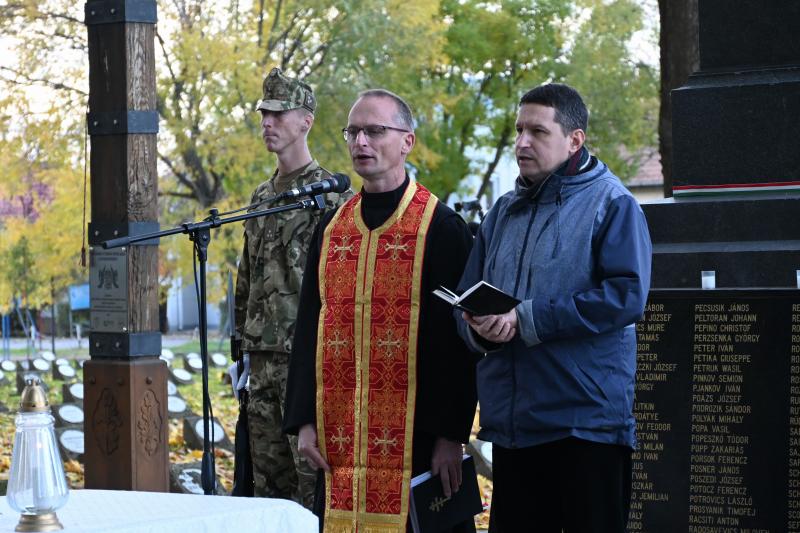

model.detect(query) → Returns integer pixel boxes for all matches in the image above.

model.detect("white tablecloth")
[0,489,318,532]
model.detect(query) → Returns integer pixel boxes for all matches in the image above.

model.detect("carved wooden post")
[83,0,168,490]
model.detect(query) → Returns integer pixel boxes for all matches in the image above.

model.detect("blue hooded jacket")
[455,156,652,449]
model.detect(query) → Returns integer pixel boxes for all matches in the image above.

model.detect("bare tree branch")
[282,14,317,69]
[476,117,512,201]
[156,31,185,122]
[170,0,190,27]
[159,153,198,198]
[156,30,179,88]
[295,41,330,76]
[266,0,284,51]
[0,66,87,96]
[19,27,85,50]
[257,0,265,48]
[262,9,300,63]
[457,74,492,156]
[158,190,196,199]
[36,11,84,26]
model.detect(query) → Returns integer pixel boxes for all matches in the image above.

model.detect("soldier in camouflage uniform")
[234,68,352,507]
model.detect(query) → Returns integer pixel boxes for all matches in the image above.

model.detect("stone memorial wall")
[629,289,800,532]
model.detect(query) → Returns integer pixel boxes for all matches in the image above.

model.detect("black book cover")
[409,455,483,533]
[433,281,520,316]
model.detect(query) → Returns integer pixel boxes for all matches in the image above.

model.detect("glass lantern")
[7,378,69,532]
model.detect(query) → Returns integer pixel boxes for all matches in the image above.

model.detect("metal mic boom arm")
[100,194,325,496]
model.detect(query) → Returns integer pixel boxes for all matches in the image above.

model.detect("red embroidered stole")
[316,181,437,532]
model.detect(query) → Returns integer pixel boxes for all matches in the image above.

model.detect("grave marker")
[57,427,85,462]
[167,395,192,419]
[53,363,77,381]
[171,368,193,385]
[55,403,85,428]
[182,415,233,452]
[63,382,84,404]
[168,462,226,495]
[210,353,227,368]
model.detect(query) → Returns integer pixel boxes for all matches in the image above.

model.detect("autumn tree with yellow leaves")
[0,0,657,313]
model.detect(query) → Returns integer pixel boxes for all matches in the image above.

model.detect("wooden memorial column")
[83,0,168,490]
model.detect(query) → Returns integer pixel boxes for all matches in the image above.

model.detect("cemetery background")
[0,337,493,529]
[0,2,660,528]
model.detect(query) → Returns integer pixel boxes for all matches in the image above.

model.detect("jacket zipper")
[512,206,537,295]
[509,203,538,447]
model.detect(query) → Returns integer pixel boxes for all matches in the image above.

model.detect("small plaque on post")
[90,248,128,332]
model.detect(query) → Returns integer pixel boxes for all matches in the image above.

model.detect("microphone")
[276,173,351,200]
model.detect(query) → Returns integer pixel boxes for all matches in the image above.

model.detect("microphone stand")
[102,193,327,495]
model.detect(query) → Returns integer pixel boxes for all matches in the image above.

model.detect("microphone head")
[330,173,351,193]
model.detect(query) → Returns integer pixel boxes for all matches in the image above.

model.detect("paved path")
[3,333,218,353]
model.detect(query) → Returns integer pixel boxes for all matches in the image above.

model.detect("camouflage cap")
[256,68,316,113]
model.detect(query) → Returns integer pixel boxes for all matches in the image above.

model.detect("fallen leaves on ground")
[0,353,494,530]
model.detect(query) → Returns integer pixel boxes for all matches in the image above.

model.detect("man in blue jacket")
[456,83,652,532]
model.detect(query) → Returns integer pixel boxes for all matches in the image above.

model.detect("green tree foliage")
[567,0,659,179]
[0,0,657,307]
[417,0,657,202]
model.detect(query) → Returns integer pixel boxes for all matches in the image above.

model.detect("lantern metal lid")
[19,378,49,413]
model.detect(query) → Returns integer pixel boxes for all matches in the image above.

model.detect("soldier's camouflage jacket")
[235,160,353,353]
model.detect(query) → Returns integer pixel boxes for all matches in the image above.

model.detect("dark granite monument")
[631,1,800,530]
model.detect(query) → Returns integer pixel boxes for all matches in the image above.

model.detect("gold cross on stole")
[331,426,351,452]
[326,330,350,359]
[383,234,409,259]
[376,328,402,360]
[373,427,397,456]
[332,235,355,261]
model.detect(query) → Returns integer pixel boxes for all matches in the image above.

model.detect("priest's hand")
[463,309,517,343]
[431,437,463,498]
[298,423,331,473]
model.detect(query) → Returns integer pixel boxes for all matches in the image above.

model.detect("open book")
[433,281,520,316]
[409,455,484,533]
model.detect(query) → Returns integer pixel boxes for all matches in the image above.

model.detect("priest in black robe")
[283,89,478,532]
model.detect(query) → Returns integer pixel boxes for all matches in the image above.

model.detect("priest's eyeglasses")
[342,124,410,142]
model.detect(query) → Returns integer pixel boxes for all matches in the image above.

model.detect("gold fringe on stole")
[323,519,403,533]
[358,524,406,533]
[324,517,356,533]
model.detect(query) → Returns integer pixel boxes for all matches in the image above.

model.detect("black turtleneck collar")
[360,175,410,230]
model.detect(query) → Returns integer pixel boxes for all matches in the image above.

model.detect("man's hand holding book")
[432,280,520,343]
[462,308,517,344]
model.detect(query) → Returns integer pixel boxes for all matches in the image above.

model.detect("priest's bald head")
[343,89,416,193]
